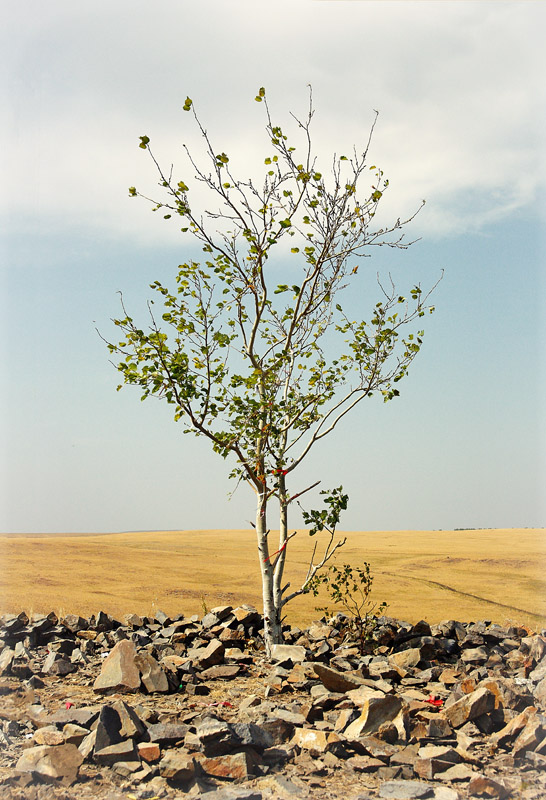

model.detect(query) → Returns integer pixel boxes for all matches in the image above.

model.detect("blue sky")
[1,1,544,534]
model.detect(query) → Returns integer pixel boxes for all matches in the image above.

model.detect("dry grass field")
[0,528,545,631]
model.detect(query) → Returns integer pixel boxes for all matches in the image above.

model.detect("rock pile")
[1,606,545,800]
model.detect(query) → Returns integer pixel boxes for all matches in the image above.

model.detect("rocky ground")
[1,606,545,800]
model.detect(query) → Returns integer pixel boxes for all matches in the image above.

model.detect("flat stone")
[440,763,477,781]
[313,662,367,692]
[417,745,461,763]
[270,644,307,663]
[147,721,190,744]
[414,757,458,779]
[45,705,101,729]
[432,789,460,800]
[33,726,65,745]
[292,727,342,756]
[158,749,196,781]
[93,639,141,693]
[78,729,97,759]
[378,780,434,799]
[512,714,546,758]
[94,738,139,765]
[260,716,295,744]
[15,743,84,784]
[389,648,423,671]
[348,754,386,771]
[137,741,161,762]
[200,663,241,680]
[42,652,77,676]
[490,705,537,747]
[200,788,264,800]
[200,749,261,780]
[461,647,489,664]
[256,774,302,796]
[0,647,14,675]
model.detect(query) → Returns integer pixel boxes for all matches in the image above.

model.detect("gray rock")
[195,715,241,756]
[270,644,307,664]
[0,647,14,675]
[379,780,434,799]
[232,722,273,752]
[134,651,169,692]
[147,721,189,744]
[94,705,123,752]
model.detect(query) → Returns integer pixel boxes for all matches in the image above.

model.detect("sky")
[1,0,545,534]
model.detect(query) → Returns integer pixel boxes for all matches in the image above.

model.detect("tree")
[103,88,439,654]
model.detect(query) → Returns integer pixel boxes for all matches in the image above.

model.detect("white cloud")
[1,1,544,242]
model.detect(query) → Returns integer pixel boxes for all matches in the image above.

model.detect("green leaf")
[138,135,150,149]
[279,219,291,229]
[183,97,193,111]
[128,186,137,197]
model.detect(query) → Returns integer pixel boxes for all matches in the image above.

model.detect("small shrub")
[308,562,388,653]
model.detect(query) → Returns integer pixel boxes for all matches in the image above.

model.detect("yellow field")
[0,528,544,630]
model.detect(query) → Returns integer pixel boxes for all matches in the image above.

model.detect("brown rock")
[134,651,169,693]
[158,749,196,781]
[413,744,461,779]
[490,705,536,748]
[270,644,307,663]
[200,663,241,680]
[137,741,161,762]
[189,639,225,669]
[16,743,84,784]
[93,639,141,694]
[442,687,495,728]
[33,726,65,746]
[467,775,510,798]
[292,727,341,756]
[441,763,478,781]
[389,648,423,671]
[414,757,455,779]
[111,698,146,738]
[62,723,91,746]
[512,714,546,758]
[344,694,404,738]
[313,662,367,693]
[200,749,260,779]
[94,739,139,765]
[348,754,385,771]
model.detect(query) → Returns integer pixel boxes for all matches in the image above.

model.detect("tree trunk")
[273,475,288,626]
[256,486,283,655]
